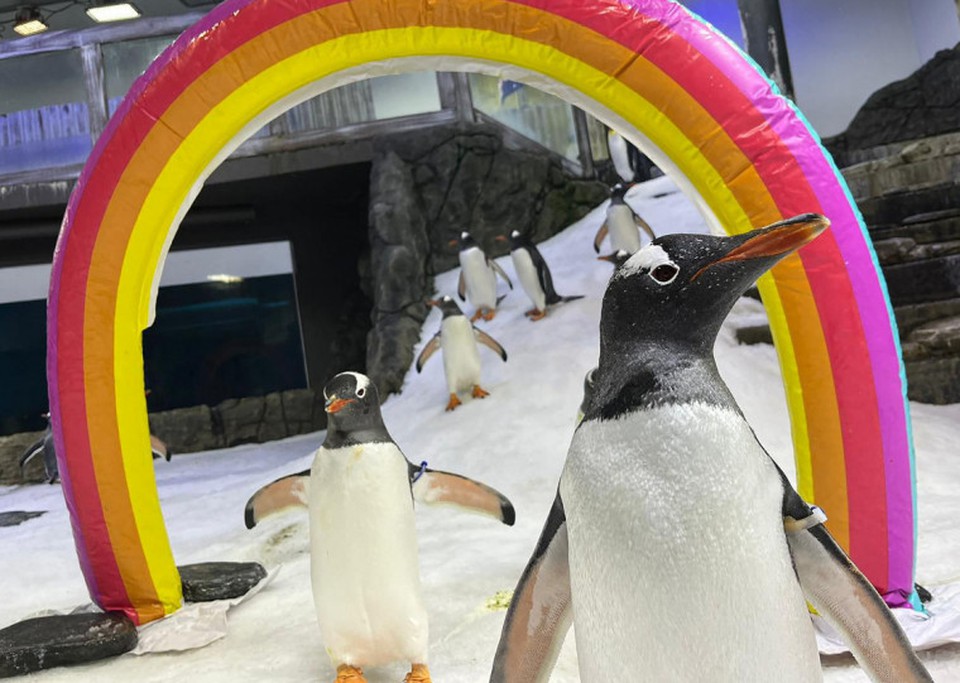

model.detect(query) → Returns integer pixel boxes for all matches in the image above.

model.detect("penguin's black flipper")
[408,463,515,525]
[243,469,310,529]
[593,222,608,253]
[488,258,514,290]
[473,328,507,362]
[18,437,46,473]
[634,213,656,241]
[416,333,442,373]
[490,493,571,683]
[775,468,933,682]
[458,270,467,301]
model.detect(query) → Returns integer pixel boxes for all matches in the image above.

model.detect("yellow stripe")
[113,26,812,588]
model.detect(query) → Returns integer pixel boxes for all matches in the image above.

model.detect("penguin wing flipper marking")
[415,333,441,373]
[593,223,608,253]
[18,437,46,470]
[458,270,467,301]
[787,524,933,682]
[474,328,508,362]
[490,493,571,683]
[489,258,514,290]
[634,213,656,241]
[243,469,310,529]
[411,468,515,525]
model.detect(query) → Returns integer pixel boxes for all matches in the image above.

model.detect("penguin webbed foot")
[404,663,431,683]
[472,385,490,399]
[524,308,547,321]
[335,664,366,682]
[482,308,496,321]
[469,310,483,322]
[445,394,462,411]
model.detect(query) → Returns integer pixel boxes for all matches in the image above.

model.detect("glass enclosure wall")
[0,49,91,175]
[103,34,176,115]
[468,73,580,161]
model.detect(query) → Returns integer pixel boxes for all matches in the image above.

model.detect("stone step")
[881,254,960,306]
[906,357,960,404]
[870,213,960,245]
[857,182,960,227]
[874,237,960,266]
[895,298,960,336]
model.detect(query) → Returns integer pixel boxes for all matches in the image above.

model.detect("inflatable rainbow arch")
[48,0,918,623]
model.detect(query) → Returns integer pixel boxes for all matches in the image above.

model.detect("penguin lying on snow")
[593,183,656,255]
[495,230,583,321]
[455,231,513,321]
[244,372,514,683]
[416,296,507,412]
[491,214,933,683]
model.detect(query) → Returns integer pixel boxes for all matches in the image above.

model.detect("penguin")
[495,230,583,321]
[490,214,933,683]
[305,371,514,683]
[607,129,651,184]
[596,250,630,269]
[593,183,656,255]
[18,415,57,484]
[456,231,513,321]
[416,296,507,412]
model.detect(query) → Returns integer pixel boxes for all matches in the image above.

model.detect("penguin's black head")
[610,183,629,204]
[601,213,829,357]
[458,231,478,250]
[427,295,464,319]
[322,372,384,435]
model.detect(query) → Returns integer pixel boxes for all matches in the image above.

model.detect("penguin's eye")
[356,387,366,398]
[649,263,679,285]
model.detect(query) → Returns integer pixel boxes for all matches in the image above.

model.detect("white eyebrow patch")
[340,371,371,394]
[620,244,674,276]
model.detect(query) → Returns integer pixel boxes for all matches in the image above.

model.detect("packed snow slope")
[2,177,960,681]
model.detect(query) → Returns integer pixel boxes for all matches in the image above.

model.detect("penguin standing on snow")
[416,296,507,412]
[496,230,583,321]
[593,183,656,255]
[491,214,933,683]
[456,231,513,321]
[306,371,515,683]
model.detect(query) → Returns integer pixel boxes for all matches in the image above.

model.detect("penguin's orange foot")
[404,663,432,683]
[524,308,547,321]
[335,664,366,682]
[472,385,489,399]
[482,308,496,321]
[469,310,483,322]
[445,394,462,411]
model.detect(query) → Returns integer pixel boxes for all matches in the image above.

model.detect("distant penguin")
[18,415,57,484]
[305,371,514,683]
[607,129,650,184]
[491,214,933,683]
[593,183,656,255]
[456,231,513,321]
[497,230,583,321]
[596,250,630,269]
[416,296,507,412]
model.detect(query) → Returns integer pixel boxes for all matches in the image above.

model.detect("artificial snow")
[3,176,960,681]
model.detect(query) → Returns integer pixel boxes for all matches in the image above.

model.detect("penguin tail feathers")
[546,294,585,306]
[496,293,509,306]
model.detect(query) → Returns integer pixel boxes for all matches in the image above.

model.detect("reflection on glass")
[103,34,177,115]
[586,115,611,163]
[0,49,91,174]
[468,73,579,161]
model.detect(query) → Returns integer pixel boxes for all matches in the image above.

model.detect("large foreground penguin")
[306,372,514,683]
[490,215,933,683]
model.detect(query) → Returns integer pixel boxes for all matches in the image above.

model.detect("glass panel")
[468,73,579,160]
[102,34,177,116]
[586,115,611,163]
[279,72,440,136]
[0,49,91,175]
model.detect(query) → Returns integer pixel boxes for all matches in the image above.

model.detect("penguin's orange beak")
[494,235,508,243]
[425,299,440,308]
[692,213,829,282]
[325,397,356,414]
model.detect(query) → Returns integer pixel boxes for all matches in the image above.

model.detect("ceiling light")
[85,2,141,23]
[13,7,48,36]
[207,274,244,284]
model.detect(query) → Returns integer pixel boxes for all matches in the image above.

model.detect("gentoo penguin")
[456,231,513,321]
[593,183,656,255]
[306,371,514,683]
[416,296,507,411]
[491,214,933,683]
[495,231,583,321]
[18,415,57,484]
[606,129,653,184]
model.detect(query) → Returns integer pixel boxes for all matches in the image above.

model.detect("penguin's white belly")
[607,205,642,254]
[559,403,822,682]
[460,248,498,309]
[440,316,481,394]
[511,249,546,311]
[309,443,428,667]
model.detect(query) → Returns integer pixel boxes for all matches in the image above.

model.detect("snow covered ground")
[2,176,960,681]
